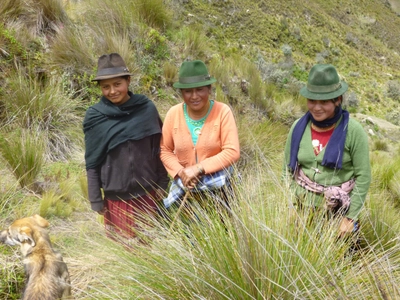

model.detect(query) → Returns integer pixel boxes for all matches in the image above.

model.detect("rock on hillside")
[353,113,400,145]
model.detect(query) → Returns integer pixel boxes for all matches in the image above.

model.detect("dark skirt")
[103,192,157,240]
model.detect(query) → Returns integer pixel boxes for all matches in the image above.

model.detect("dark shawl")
[288,107,349,171]
[83,92,162,169]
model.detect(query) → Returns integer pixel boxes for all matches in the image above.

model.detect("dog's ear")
[31,214,50,228]
[17,226,36,247]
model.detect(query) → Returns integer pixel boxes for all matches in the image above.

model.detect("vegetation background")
[1,0,400,299]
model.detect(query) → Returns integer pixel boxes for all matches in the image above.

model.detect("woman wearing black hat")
[283,64,371,238]
[83,53,169,245]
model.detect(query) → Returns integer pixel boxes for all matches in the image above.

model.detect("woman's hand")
[178,164,204,189]
[338,217,354,238]
[97,207,107,215]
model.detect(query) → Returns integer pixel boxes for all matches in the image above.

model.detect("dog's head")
[0,214,50,256]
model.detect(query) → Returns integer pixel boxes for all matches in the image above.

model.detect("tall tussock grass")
[1,67,83,161]
[82,0,170,33]
[69,165,400,299]
[0,128,45,189]
[46,24,97,76]
[0,0,68,37]
[172,26,211,60]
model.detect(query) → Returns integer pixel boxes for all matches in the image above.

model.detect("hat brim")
[173,78,216,89]
[92,73,133,82]
[300,81,348,100]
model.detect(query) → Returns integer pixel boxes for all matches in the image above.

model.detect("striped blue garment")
[163,168,232,208]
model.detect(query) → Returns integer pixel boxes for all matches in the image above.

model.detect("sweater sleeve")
[153,134,170,191]
[345,120,371,220]
[282,121,297,180]
[86,168,104,211]
[160,107,185,178]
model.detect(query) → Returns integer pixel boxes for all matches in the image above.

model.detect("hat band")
[307,82,341,94]
[97,67,129,76]
[179,74,211,84]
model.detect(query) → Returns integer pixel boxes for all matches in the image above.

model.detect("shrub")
[173,26,210,60]
[135,0,172,30]
[163,62,178,86]
[373,139,389,151]
[386,80,400,101]
[1,68,83,160]
[46,24,96,76]
[247,64,265,110]
[0,129,45,189]
[1,0,68,38]
[386,111,400,125]
[345,91,359,108]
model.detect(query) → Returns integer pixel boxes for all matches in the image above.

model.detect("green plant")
[2,68,83,160]
[46,24,96,76]
[135,0,171,30]
[143,28,169,60]
[0,129,45,189]
[0,26,27,61]
[172,26,210,60]
[162,62,177,86]
[39,190,74,218]
[247,64,265,109]
[373,139,388,151]
[0,261,25,300]
[386,80,400,101]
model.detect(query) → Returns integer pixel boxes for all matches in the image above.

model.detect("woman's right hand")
[178,165,203,188]
[97,207,107,215]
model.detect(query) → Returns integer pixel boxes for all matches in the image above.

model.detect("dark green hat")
[173,60,216,89]
[300,64,348,100]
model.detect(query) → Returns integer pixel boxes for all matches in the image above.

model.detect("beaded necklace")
[184,100,214,144]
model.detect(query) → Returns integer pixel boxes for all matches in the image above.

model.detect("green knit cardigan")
[283,117,371,221]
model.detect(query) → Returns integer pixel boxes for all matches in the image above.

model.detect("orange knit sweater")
[160,101,240,178]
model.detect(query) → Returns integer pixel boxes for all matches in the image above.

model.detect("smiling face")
[99,76,131,105]
[181,85,211,118]
[307,98,341,121]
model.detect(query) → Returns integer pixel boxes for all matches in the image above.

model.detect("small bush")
[386,80,400,101]
[247,64,265,110]
[173,26,209,60]
[0,129,45,189]
[373,139,389,151]
[345,91,359,107]
[386,111,400,125]
[135,0,172,30]
[163,62,177,86]
[1,68,83,160]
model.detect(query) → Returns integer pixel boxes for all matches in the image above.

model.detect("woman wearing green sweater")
[283,64,371,238]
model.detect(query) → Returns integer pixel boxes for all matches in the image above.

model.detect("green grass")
[50,166,399,299]
[0,129,45,190]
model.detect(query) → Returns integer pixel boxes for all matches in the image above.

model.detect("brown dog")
[0,214,72,300]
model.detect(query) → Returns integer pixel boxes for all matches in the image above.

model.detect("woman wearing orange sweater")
[161,60,240,209]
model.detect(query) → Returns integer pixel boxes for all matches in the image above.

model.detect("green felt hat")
[300,64,348,100]
[173,60,216,89]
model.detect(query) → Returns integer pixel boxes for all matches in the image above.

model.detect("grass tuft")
[0,128,45,189]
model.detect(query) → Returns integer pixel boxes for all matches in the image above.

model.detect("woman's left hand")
[338,217,354,238]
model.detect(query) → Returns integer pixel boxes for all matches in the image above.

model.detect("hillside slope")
[175,0,400,118]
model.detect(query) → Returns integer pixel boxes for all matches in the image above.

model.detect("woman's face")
[181,85,211,116]
[307,99,339,121]
[99,76,130,105]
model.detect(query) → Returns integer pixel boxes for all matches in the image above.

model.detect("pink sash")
[294,167,355,210]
